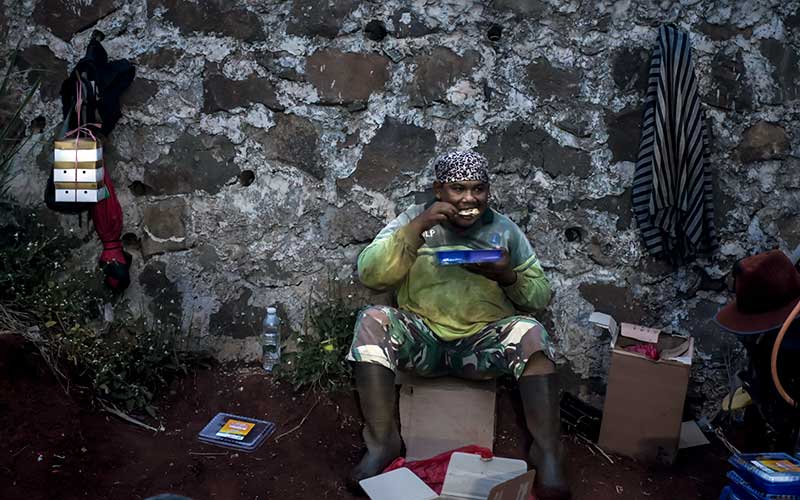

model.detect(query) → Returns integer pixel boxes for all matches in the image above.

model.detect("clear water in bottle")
[262,307,280,372]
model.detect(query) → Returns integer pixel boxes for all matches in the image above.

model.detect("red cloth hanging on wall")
[90,173,130,291]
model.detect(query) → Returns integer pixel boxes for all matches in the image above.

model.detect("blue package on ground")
[436,249,503,266]
[729,453,800,495]
[728,470,800,499]
[197,412,276,452]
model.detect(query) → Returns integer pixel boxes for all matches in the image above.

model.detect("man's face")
[435,180,490,228]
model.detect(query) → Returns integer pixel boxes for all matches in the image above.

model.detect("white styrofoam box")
[76,166,104,182]
[54,146,103,162]
[55,188,77,202]
[360,468,438,500]
[439,453,527,499]
[76,186,109,202]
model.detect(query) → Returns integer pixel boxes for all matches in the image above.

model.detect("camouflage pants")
[345,306,556,380]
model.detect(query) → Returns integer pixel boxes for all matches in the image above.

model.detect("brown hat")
[715,250,800,334]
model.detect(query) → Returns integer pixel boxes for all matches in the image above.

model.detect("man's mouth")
[457,208,480,217]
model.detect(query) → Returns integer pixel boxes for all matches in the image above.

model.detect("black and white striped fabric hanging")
[632,24,719,261]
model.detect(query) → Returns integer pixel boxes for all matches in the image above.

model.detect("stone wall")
[4,0,799,412]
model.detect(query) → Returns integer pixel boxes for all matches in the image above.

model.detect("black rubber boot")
[349,363,403,487]
[519,373,571,500]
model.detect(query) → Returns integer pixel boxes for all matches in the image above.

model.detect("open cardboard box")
[590,312,695,463]
[360,452,536,500]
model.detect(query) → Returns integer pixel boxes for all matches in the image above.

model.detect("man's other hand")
[463,249,517,286]
[408,201,458,234]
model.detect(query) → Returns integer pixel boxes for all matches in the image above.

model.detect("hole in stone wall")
[122,232,140,247]
[565,227,583,242]
[129,180,151,196]
[239,170,255,187]
[347,101,367,113]
[487,24,502,42]
[364,20,388,41]
[30,116,46,132]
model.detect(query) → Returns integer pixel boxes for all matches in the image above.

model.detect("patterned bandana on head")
[434,150,490,185]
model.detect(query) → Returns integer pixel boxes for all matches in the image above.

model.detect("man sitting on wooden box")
[346,150,570,499]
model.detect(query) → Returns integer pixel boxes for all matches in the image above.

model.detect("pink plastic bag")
[623,343,659,360]
[383,445,536,498]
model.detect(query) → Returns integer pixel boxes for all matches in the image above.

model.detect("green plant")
[0,209,101,324]
[0,209,197,417]
[56,322,189,416]
[0,211,98,387]
[279,299,360,392]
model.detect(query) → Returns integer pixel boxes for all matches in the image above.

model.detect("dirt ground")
[0,333,733,500]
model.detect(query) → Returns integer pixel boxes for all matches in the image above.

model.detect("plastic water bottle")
[262,307,280,372]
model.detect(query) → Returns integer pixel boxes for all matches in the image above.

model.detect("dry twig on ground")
[274,397,320,442]
[0,302,29,335]
[575,433,615,464]
[100,401,164,433]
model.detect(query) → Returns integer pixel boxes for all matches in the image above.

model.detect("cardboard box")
[396,372,496,460]
[53,161,104,183]
[54,186,76,202]
[590,312,694,463]
[76,165,104,182]
[360,452,535,500]
[76,184,109,202]
[54,181,109,203]
[54,162,78,182]
[54,138,103,162]
[52,137,107,203]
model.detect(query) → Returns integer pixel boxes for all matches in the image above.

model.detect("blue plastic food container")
[436,249,503,266]
[197,412,276,452]
[729,453,800,495]
[728,470,800,499]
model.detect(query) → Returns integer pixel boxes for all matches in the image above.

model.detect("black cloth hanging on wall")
[59,34,135,136]
[631,24,719,261]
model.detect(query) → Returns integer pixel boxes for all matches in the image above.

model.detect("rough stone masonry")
[4,0,800,415]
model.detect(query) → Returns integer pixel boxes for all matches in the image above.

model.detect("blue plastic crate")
[729,454,800,495]
[436,249,503,266]
[728,470,800,500]
[722,485,752,500]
